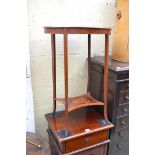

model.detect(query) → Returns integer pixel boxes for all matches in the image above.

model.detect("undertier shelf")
[56,93,104,112]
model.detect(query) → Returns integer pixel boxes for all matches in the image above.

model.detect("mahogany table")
[44,27,114,155]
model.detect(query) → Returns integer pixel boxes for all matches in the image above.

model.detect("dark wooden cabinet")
[89,56,129,155]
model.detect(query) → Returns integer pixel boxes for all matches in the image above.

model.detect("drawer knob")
[121,120,126,125]
[122,108,128,112]
[85,137,90,143]
[125,96,129,100]
[116,144,122,150]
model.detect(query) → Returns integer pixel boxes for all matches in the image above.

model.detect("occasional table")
[44,27,114,155]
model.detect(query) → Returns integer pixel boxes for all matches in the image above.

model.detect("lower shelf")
[56,93,104,112]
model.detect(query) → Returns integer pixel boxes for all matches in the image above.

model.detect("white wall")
[26,49,35,133]
[27,0,116,139]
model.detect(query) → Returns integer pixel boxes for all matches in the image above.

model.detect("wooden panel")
[68,28,110,34]
[48,132,59,155]
[89,68,103,100]
[112,0,129,62]
[44,27,65,34]
[47,129,65,153]
[65,130,108,152]
[44,27,111,34]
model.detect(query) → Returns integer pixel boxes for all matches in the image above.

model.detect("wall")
[26,50,35,133]
[28,0,116,139]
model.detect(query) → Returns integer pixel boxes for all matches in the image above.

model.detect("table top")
[26,132,51,155]
[44,27,111,34]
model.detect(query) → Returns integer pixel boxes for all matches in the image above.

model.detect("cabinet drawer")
[112,147,129,155]
[117,104,129,117]
[116,116,129,129]
[112,128,129,144]
[112,140,129,155]
[119,91,129,105]
[119,82,129,94]
[108,129,129,155]
[66,130,108,153]
[48,129,109,155]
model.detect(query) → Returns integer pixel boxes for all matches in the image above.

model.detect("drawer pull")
[122,108,128,112]
[85,129,91,134]
[116,144,122,150]
[121,120,126,125]
[85,137,90,143]
[125,96,129,100]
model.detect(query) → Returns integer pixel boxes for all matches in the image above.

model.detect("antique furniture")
[44,27,114,155]
[26,132,51,155]
[89,56,129,155]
